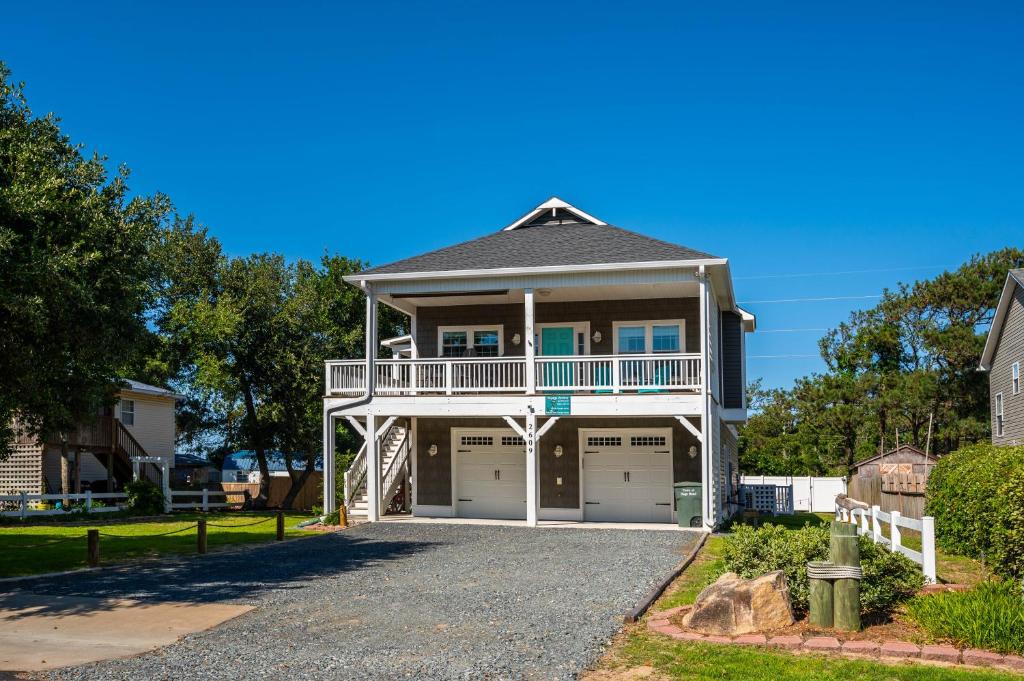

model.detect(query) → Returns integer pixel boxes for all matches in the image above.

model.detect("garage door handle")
[655,503,671,506]
[585,501,600,505]
[458,498,472,502]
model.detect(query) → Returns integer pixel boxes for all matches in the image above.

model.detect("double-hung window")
[995,392,1005,437]
[612,320,684,354]
[120,399,135,426]
[1013,362,1020,395]
[438,326,503,358]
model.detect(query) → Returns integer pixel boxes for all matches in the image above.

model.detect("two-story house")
[1,379,180,497]
[322,198,755,529]
[981,268,1024,446]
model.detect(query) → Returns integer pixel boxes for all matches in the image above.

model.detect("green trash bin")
[674,482,702,528]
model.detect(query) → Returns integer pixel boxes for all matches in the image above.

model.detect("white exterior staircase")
[345,423,409,518]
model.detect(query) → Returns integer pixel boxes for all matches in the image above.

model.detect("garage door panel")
[454,432,527,520]
[582,430,674,524]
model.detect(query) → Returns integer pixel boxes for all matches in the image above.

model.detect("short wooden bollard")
[197,519,208,554]
[831,521,861,631]
[339,505,348,528]
[276,512,284,541]
[87,529,100,567]
[808,569,834,627]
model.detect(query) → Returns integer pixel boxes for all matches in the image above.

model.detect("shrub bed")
[926,443,1024,579]
[721,522,925,619]
[907,580,1024,654]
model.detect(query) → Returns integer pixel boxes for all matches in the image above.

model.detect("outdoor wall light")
[553,445,564,458]
[512,333,521,345]
[592,330,602,344]
[688,445,698,459]
[428,444,438,457]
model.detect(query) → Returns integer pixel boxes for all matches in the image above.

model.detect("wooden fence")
[220,473,323,510]
[847,475,927,519]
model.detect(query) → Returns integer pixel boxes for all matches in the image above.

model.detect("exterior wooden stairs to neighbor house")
[344,421,410,518]
[44,416,152,492]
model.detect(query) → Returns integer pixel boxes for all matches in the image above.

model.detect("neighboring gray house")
[981,268,1024,446]
[323,197,755,529]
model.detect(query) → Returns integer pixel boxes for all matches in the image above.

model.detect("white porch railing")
[835,495,937,583]
[326,353,701,396]
[0,491,128,518]
[343,440,368,509]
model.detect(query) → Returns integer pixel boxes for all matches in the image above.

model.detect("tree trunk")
[280,454,315,510]
[240,378,271,509]
[60,439,70,500]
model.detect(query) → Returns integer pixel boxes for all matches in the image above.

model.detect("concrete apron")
[378,516,695,531]
[0,593,251,672]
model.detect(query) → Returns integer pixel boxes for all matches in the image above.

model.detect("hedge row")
[926,443,1024,579]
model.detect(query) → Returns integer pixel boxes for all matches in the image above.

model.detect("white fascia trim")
[980,272,1022,370]
[344,258,729,284]
[502,197,607,231]
[380,334,412,347]
[737,306,757,332]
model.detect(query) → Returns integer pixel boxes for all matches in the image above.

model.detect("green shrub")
[722,522,925,618]
[926,443,1024,579]
[907,581,1024,654]
[124,479,166,515]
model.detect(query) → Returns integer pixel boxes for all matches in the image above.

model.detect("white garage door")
[454,430,527,520]
[582,429,674,523]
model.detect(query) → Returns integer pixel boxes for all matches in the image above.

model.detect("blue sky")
[4,1,1021,389]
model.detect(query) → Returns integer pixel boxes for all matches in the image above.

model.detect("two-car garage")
[450,427,676,523]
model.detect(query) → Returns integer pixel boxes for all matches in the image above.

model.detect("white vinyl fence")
[170,489,250,511]
[0,491,128,518]
[836,497,936,584]
[740,475,847,513]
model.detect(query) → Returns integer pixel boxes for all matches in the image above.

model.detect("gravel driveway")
[10,522,699,680]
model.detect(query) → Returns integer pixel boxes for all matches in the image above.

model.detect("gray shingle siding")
[720,312,743,409]
[991,280,1024,446]
[357,222,717,277]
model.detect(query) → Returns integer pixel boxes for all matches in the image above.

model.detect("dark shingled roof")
[357,222,719,276]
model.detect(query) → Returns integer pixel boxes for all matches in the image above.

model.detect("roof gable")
[354,197,718,278]
[980,268,1024,370]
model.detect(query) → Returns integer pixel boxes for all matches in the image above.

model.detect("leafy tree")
[0,63,169,459]
[740,248,1024,474]
[154,221,403,507]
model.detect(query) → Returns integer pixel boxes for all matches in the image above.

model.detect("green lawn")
[0,512,316,578]
[614,634,1021,680]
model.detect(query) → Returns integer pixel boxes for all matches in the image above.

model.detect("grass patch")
[907,581,1024,654]
[613,632,1022,680]
[655,536,727,611]
[0,512,316,578]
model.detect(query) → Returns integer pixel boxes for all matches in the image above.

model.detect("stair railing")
[343,422,405,511]
[381,426,410,512]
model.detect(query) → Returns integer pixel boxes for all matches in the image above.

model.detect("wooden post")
[808,575,834,628]
[922,516,937,584]
[74,449,82,494]
[276,511,285,541]
[87,529,99,567]
[197,519,207,554]
[831,521,861,631]
[339,504,348,528]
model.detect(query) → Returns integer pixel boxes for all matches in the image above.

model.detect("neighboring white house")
[1,379,181,496]
[323,196,755,530]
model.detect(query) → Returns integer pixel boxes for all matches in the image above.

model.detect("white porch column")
[525,409,538,526]
[322,411,335,514]
[698,265,713,530]
[365,290,378,395]
[524,288,536,394]
[366,412,380,521]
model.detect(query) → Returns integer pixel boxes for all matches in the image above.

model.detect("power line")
[749,354,821,359]
[756,328,829,333]
[739,294,882,304]
[734,265,944,281]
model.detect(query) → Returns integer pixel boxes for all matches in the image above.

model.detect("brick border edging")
[645,611,1024,674]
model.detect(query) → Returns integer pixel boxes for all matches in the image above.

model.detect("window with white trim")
[995,392,1005,437]
[438,325,503,358]
[612,320,684,354]
[120,399,135,426]
[1013,362,1020,395]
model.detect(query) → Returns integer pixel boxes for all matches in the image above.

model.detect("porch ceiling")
[383,281,700,308]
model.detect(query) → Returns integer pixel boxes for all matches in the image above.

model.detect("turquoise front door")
[541,327,575,390]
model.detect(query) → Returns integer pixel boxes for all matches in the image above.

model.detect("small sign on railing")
[545,395,571,415]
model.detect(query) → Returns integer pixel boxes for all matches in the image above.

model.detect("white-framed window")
[120,399,135,426]
[1013,362,1020,395]
[437,325,503,358]
[995,392,1004,437]
[611,320,685,354]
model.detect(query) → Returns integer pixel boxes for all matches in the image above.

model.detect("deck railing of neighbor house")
[326,353,701,396]
[835,494,937,583]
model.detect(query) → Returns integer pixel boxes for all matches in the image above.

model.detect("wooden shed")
[848,445,938,518]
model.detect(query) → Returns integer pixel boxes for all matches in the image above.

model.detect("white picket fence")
[169,489,250,511]
[0,491,128,518]
[836,499,937,583]
[740,475,847,513]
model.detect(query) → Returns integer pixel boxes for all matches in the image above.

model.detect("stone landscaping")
[647,605,1024,674]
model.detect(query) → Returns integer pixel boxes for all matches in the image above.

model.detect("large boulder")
[682,571,794,635]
